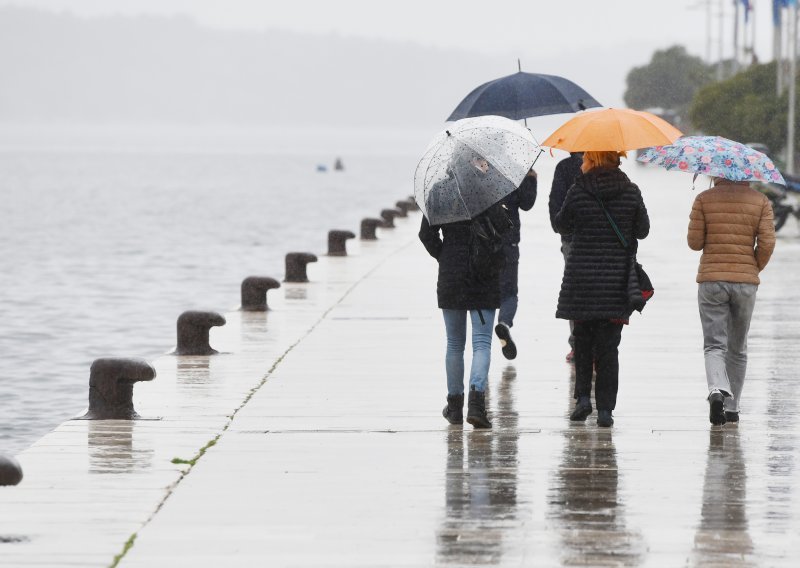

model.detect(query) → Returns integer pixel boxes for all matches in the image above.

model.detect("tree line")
[624,45,795,165]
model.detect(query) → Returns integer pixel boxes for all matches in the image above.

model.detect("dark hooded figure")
[549,152,583,361]
[493,169,537,360]
[554,151,650,428]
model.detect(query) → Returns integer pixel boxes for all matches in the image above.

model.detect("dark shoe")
[709,392,726,425]
[597,409,614,427]
[570,396,593,421]
[724,410,739,423]
[494,322,517,360]
[442,393,464,425]
[466,388,492,429]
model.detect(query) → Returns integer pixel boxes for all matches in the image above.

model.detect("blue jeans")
[442,309,495,395]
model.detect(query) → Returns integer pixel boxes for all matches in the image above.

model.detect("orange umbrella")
[541,108,683,151]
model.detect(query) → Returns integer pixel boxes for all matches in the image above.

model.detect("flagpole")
[787,1,797,174]
[777,0,785,93]
[734,0,740,72]
[752,0,757,63]
[718,0,725,79]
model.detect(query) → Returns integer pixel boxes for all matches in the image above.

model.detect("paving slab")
[2,164,799,567]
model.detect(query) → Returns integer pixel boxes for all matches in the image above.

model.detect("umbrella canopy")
[414,115,538,225]
[446,71,602,121]
[637,136,786,185]
[541,108,683,151]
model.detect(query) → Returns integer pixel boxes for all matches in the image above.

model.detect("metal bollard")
[0,455,23,486]
[80,358,156,420]
[380,209,401,228]
[328,230,356,256]
[360,218,383,240]
[241,276,281,311]
[406,196,421,211]
[394,201,411,217]
[175,311,226,355]
[285,252,318,283]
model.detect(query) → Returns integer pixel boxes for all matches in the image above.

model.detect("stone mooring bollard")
[241,276,281,311]
[380,209,401,228]
[394,201,412,217]
[406,195,420,211]
[285,252,318,283]
[80,358,156,420]
[0,455,23,486]
[328,230,355,256]
[175,311,226,355]
[360,218,383,240]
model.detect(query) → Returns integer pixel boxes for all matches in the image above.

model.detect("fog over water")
[0,124,430,454]
[0,3,707,453]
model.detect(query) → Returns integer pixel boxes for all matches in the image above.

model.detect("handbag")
[588,191,654,313]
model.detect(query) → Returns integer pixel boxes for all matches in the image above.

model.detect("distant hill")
[0,6,520,128]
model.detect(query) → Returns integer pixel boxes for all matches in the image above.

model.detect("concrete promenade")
[2,164,799,566]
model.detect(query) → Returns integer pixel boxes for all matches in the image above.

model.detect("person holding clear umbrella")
[419,155,511,429]
[415,116,538,429]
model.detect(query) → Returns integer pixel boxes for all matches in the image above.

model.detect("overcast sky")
[6,0,783,66]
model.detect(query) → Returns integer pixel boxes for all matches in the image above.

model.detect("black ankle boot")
[709,392,726,425]
[442,394,464,425]
[570,396,593,421]
[466,388,492,429]
[597,409,614,427]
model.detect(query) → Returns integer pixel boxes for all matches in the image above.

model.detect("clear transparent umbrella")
[413,115,539,225]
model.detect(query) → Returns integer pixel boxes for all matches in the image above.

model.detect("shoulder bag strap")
[587,190,629,250]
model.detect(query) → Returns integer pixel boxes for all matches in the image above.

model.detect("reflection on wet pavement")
[548,422,643,565]
[693,429,753,566]
[437,366,520,565]
[88,421,153,474]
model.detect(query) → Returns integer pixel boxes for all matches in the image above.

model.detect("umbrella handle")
[531,148,544,168]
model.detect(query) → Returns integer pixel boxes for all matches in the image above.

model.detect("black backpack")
[468,203,513,285]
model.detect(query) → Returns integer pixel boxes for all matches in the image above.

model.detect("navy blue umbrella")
[447,71,602,122]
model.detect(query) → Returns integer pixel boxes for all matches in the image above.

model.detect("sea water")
[0,124,426,454]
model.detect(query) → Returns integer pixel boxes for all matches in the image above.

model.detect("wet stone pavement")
[2,164,799,566]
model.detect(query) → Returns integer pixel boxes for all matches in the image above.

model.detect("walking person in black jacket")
[494,169,537,360]
[419,189,511,429]
[549,152,583,362]
[554,151,650,427]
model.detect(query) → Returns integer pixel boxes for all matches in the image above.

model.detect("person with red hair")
[554,151,650,427]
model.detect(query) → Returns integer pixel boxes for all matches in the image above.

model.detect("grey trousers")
[698,281,758,412]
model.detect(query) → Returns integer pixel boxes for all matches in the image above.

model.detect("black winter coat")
[419,204,509,310]
[549,153,583,236]
[554,167,650,321]
[499,175,537,247]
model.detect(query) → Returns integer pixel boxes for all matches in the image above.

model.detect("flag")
[774,0,797,26]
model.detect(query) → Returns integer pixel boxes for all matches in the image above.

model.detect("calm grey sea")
[0,125,425,455]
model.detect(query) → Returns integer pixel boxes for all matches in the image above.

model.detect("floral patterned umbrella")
[637,135,786,185]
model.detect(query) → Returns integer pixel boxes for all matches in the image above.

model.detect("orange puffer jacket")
[687,181,775,284]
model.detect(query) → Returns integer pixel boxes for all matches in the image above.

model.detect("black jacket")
[419,204,508,310]
[549,153,583,235]
[554,168,650,320]
[499,175,537,247]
